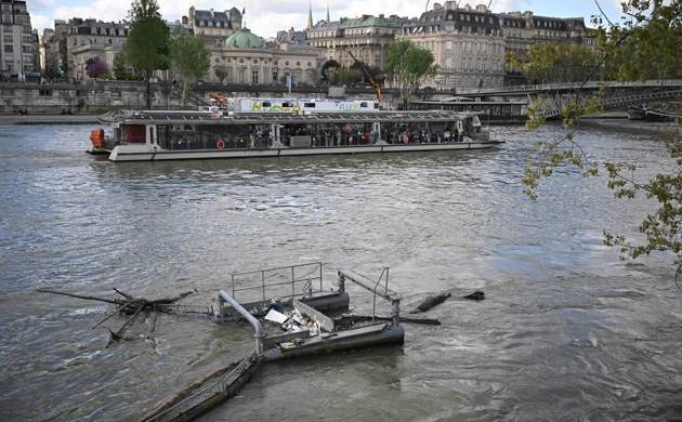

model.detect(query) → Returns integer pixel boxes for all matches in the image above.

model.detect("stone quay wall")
[0,81,388,115]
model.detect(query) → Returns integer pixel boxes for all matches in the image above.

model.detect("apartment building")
[41,18,129,81]
[0,0,38,80]
[181,6,242,48]
[307,13,411,69]
[400,2,506,90]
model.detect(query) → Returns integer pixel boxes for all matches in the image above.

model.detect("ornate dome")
[224,28,264,49]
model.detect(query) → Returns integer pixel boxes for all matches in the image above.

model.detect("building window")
[252,70,259,84]
[4,44,12,53]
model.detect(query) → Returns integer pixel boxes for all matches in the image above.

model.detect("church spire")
[326,2,330,22]
[307,2,313,29]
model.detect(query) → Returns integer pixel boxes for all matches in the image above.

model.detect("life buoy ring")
[216,140,225,149]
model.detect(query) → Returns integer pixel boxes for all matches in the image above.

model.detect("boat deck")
[107,109,487,125]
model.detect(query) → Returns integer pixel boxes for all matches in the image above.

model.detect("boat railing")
[161,135,270,151]
[228,262,325,305]
[337,267,402,327]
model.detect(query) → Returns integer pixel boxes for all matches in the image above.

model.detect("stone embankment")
[0,114,100,125]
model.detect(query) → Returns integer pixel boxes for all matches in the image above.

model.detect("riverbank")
[0,114,99,125]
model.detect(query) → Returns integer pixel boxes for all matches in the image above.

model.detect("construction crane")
[348,51,382,103]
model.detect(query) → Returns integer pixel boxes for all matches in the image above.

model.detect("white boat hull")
[107,142,502,162]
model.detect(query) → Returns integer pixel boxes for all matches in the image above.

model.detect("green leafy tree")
[384,39,438,109]
[602,5,682,81]
[213,64,228,84]
[508,42,602,84]
[124,0,170,108]
[169,27,210,104]
[524,0,682,279]
[113,51,138,80]
[321,59,341,84]
[337,67,363,86]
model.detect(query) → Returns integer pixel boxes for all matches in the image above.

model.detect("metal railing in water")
[228,262,325,305]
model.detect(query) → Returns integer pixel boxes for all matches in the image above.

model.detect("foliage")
[384,39,438,108]
[337,67,363,85]
[85,57,108,79]
[169,27,211,104]
[600,1,682,80]
[112,51,139,80]
[321,59,341,83]
[213,64,228,83]
[507,42,602,84]
[124,0,170,107]
[523,0,682,278]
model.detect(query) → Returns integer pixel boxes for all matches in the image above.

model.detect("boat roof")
[106,110,480,125]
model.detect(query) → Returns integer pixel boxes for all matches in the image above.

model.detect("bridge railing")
[457,79,682,96]
[533,89,682,119]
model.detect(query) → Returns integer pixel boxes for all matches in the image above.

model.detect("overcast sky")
[29,0,622,39]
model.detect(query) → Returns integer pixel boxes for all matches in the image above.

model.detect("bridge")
[436,79,682,120]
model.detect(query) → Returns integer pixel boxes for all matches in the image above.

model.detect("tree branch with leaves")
[523,0,682,280]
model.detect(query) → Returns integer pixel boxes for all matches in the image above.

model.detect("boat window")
[262,102,271,107]
[282,102,293,108]
[360,102,367,108]
[126,125,146,144]
[304,102,316,108]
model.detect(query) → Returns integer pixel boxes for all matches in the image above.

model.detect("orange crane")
[348,51,382,103]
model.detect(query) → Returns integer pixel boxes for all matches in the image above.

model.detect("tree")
[601,4,682,81]
[169,27,210,104]
[523,0,682,279]
[321,59,341,84]
[124,0,170,108]
[384,39,438,109]
[85,57,108,79]
[213,64,228,84]
[113,51,138,80]
[507,42,602,84]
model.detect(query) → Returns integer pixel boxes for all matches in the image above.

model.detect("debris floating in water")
[412,292,452,313]
[463,291,485,301]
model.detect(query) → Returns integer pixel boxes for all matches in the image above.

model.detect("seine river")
[1,121,681,421]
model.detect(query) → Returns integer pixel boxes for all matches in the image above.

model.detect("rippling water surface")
[1,122,681,421]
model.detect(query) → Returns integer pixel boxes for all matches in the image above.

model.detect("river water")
[1,121,681,421]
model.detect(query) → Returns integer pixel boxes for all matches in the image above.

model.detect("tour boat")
[88,100,503,162]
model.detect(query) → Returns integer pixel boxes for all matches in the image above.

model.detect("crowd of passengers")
[162,123,468,150]
[281,125,466,147]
